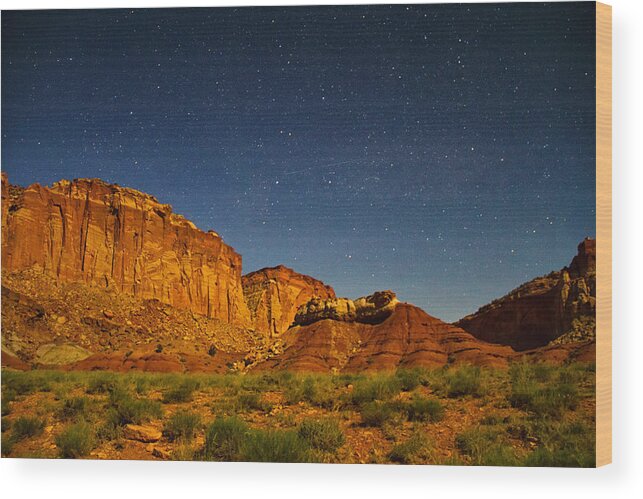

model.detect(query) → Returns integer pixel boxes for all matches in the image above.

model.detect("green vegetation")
[11,416,44,440]
[240,429,311,463]
[445,366,487,398]
[523,420,596,467]
[455,426,520,466]
[297,418,345,452]
[405,396,444,422]
[164,410,201,442]
[162,379,200,404]
[55,421,95,458]
[509,362,580,417]
[203,416,249,461]
[58,397,90,421]
[388,432,433,464]
[284,375,337,409]
[350,374,402,405]
[0,364,596,465]
[108,385,163,425]
[360,401,400,427]
[236,392,270,412]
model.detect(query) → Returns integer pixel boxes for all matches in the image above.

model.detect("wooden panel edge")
[595,1,612,468]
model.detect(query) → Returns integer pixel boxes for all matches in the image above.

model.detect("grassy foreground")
[0,363,596,466]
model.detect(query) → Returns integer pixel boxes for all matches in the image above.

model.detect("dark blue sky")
[1,3,596,322]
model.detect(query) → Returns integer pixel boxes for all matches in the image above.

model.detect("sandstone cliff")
[456,238,596,350]
[242,265,335,337]
[1,174,251,326]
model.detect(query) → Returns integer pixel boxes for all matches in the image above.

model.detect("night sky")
[1,3,596,322]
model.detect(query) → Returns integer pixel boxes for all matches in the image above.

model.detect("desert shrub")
[109,388,163,425]
[237,392,269,412]
[164,410,201,442]
[532,384,579,417]
[2,387,18,403]
[350,375,402,406]
[172,442,196,461]
[297,418,345,452]
[240,429,311,463]
[455,426,519,466]
[96,410,123,441]
[58,397,89,421]
[211,396,240,416]
[532,363,554,382]
[388,432,433,464]
[480,413,506,426]
[85,372,120,394]
[524,445,594,467]
[395,368,427,391]
[162,379,200,404]
[239,374,271,392]
[285,375,337,409]
[11,416,44,440]
[55,421,95,458]
[1,387,17,416]
[446,366,486,398]
[509,364,579,417]
[360,401,401,427]
[557,364,585,385]
[405,396,444,422]
[116,397,163,424]
[1,434,15,455]
[271,370,296,389]
[203,416,249,461]
[3,372,52,395]
[134,377,151,395]
[524,420,595,467]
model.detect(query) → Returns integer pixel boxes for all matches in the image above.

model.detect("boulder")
[123,424,162,443]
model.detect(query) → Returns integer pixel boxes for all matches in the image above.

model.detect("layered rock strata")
[456,238,596,350]
[262,301,514,372]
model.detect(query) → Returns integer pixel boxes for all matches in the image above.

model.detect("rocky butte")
[456,238,596,351]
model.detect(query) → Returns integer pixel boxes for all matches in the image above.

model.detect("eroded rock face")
[242,265,335,337]
[293,290,399,326]
[263,302,513,372]
[456,239,596,351]
[1,175,250,326]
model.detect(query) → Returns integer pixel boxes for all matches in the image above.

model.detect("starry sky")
[1,3,596,322]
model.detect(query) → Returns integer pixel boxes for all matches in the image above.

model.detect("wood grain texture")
[596,1,612,467]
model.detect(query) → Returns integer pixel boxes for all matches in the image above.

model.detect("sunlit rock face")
[242,265,336,337]
[1,174,251,326]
